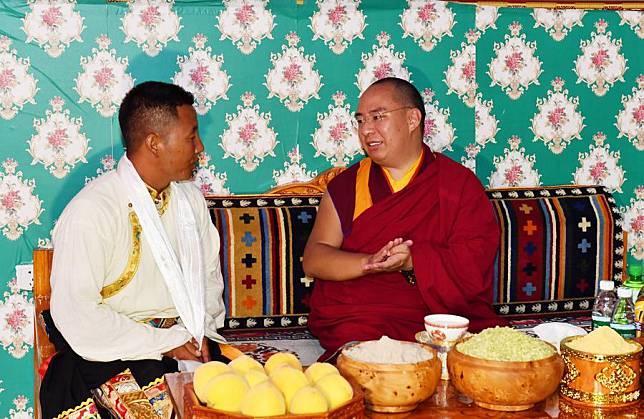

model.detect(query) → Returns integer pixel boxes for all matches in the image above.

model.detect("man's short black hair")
[369,77,426,137]
[118,81,194,151]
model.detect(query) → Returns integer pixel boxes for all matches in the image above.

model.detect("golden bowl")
[336,341,441,413]
[559,335,642,408]
[447,338,564,411]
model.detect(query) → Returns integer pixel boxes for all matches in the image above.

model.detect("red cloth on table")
[308,148,504,360]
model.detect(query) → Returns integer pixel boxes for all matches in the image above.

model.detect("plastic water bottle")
[610,287,636,339]
[624,264,644,304]
[591,280,617,330]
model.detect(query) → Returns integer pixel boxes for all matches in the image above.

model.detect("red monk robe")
[308,147,504,359]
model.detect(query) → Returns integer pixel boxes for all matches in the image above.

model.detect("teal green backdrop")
[0,1,641,415]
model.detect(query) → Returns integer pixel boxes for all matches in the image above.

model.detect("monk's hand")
[163,339,202,361]
[363,239,412,272]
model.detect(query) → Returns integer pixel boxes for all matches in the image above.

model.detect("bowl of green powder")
[447,327,564,412]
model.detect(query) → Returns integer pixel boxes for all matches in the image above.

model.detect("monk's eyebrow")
[354,107,386,117]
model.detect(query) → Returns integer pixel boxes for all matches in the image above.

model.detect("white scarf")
[117,156,205,346]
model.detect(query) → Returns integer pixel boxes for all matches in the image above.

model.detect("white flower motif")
[574,19,628,97]
[0,159,43,240]
[531,77,585,154]
[0,284,34,359]
[620,186,644,260]
[488,136,541,188]
[356,32,411,94]
[0,36,39,120]
[173,34,230,115]
[615,75,644,151]
[421,89,456,152]
[74,35,134,117]
[194,152,230,196]
[399,1,455,52]
[310,0,366,54]
[22,1,85,58]
[444,33,477,108]
[532,9,585,41]
[474,94,499,147]
[311,91,362,167]
[488,22,542,100]
[121,0,182,57]
[573,132,625,193]
[273,145,317,186]
[220,93,278,171]
[476,6,499,33]
[216,0,276,54]
[84,154,117,184]
[618,11,644,39]
[265,33,322,112]
[28,97,91,178]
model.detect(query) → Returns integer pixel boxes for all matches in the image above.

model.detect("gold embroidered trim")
[53,397,96,419]
[145,184,171,215]
[142,376,165,392]
[100,211,142,299]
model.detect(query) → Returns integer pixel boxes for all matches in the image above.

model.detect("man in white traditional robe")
[40,81,227,419]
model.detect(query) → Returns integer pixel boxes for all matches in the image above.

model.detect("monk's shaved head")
[366,77,426,135]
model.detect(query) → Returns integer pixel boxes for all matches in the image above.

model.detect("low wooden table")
[166,372,642,419]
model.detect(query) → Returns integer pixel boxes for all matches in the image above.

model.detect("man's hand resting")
[164,337,210,362]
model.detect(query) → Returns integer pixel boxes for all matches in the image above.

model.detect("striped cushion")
[488,185,624,317]
[207,195,320,330]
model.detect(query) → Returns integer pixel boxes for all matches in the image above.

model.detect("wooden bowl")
[559,335,642,408]
[336,342,441,413]
[447,339,564,411]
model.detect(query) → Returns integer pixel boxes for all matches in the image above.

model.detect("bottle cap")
[599,280,614,291]
[629,264,643,276]
[617,287,632,298]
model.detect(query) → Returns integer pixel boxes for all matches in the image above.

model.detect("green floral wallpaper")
[0,1,641,415]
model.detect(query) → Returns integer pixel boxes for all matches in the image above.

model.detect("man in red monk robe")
[303,77,503,360]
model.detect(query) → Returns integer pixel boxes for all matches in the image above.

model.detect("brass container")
[559,335,643,408]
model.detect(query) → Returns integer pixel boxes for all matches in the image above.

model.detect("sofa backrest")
[487,185,624,318]
[208,181,625,330]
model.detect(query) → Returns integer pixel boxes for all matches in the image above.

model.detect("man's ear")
[407,107,422,133]
[144,132,162,156]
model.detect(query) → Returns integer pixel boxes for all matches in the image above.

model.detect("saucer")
[415,330,472,345]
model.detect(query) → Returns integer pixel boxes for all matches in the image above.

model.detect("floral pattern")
[194,152,230,196]
[75,35,134,117]
[265,33,322,112]
[356,32,411,94]
[216,0,276,54]
[574,20,628,97]
[0,37,38,120]
[531,77,585,154]
[615,75,644,151]
[311,91,362,167]
[22,1,85,58]
[620,186,644,260]
[0,160,43,240]
[173,34,230,115]
[121,0,182,57]
[273,146,317,186]
[618,11,644,39]
[400,1,455,52]
[310,0,366,54]
[475,94,499,147]
[488,22,542,100]
[0,279,33,359]
[220,93,278,171]
[573,132,625,193]
[488,136,541,188]
[421,89,456,152]
[444,31,478,108]
[28,97,90,178]
[532,9,585,41]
